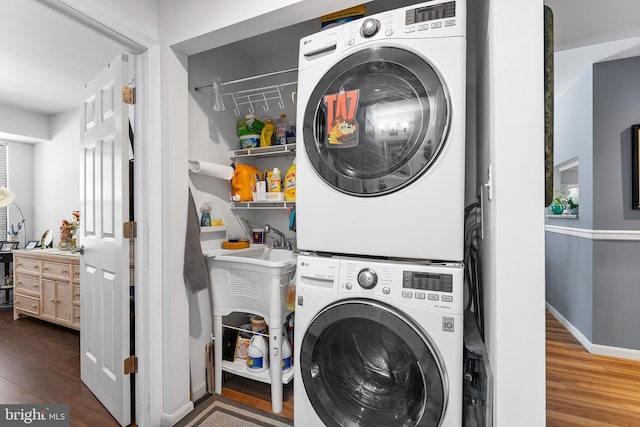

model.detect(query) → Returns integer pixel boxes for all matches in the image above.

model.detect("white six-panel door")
[80,53,131,426]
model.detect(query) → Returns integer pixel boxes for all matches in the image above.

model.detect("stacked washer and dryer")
[293,1,466,426]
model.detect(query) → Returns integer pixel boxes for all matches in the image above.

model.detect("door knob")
[70,245,85,255]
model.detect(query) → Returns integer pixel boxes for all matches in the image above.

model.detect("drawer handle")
[73,292,80,296]
[50,299,55,303]
[15,300,20,305]
[32,304,37,309]
[16,281,22,285]
[61,270,68,274]
[33,266,39,270]
[32,284,38,288]
[16,262,22,267]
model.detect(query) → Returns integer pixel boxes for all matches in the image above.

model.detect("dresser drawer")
[14,257,40,274]
[72,265,80,283]
[14,274,40,295]
[41,261,71,280]
[14,294,39,315]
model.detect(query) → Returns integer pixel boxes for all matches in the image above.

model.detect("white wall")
[475,0,547,424]
[33,109,81,246]
[0,101,49,143]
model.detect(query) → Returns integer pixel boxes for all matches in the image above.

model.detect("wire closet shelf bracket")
[195,68,298,117]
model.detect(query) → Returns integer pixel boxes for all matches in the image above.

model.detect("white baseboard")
[546,302,640,361]
[161,400,194,427]
[191,381,208,403]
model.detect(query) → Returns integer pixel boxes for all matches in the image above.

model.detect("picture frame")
[633,124,640,209]
[25,240,40,250]
[0,241,19,252]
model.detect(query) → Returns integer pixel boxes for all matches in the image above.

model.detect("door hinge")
[124,355,138,375]
[122,86,136,105]
[124,221,137,239]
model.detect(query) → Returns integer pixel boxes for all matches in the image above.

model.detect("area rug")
[175,394,293,427]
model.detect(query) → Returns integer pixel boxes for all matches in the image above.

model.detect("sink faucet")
[264,224,286,248]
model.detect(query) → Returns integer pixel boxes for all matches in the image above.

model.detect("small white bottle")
[269,168,281,193]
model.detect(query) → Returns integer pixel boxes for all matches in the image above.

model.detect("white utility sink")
[212,246,295,267]
[205,245,296,319]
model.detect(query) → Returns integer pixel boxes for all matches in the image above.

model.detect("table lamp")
[0,187,26,249]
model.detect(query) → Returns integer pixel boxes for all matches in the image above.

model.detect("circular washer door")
[299,299,448,427]
[303,46,450,196]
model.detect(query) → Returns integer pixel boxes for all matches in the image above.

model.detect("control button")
[348,38,355,46]
[345,282,353,290]
[428,294,439,301]
[445,20,456,27]
[431,22,443,29]
[382,287,391,295]
[360,18,380,37]
[358,268,378,289]
[404,26,415,33]
[442,295,453,302]
[385,29,393,36]
[415,292,426,300]
[402,291,413,298]
[417,24,428,31]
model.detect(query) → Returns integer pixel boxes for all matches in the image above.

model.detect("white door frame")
[35,1,166,426]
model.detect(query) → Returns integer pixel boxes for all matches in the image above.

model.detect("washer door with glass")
[299,299,448,427]
[303,46,450,196]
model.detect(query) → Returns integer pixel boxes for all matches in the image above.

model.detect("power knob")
[360,18,380,38]
[357,268,378,289]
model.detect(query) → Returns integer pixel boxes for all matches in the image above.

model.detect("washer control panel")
[335,256,463,314]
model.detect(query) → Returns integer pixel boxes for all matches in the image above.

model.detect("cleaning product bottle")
[275,113,293,145]
[269,168,281,193]
[281,330,292,373]
[286,280,296,311]
[284,157,296,201]
[260,119,275,147]
[246,335,269,373]
[200,205,211,227]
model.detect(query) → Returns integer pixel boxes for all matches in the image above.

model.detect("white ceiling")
[0,0,123,117]
[545,0,640,100]
[0,0,639,119]
[544,0,640,51]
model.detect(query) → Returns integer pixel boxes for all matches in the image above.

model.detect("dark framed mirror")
[633,124,640,209]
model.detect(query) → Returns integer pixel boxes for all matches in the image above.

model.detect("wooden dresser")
[13,249,80,330]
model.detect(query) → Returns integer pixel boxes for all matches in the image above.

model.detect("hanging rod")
[194,67,298,92]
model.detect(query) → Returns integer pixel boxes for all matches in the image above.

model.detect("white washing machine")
[296,0,467,262]
[294,254,464,426]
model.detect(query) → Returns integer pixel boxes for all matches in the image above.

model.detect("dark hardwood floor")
[3,306,639,426]
[0,309,118,427]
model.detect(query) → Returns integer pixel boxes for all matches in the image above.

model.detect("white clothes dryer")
[296,0,467,262]
[294,253,464,427]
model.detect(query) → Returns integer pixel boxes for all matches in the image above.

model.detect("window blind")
[0,145,7,235]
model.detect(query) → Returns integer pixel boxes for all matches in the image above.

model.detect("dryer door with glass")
[303,46,450,196]
[299,299,449,426]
